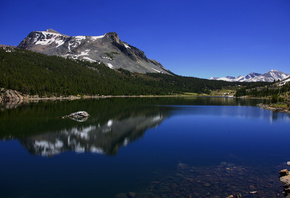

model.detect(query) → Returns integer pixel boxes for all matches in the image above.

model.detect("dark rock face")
[18,29,170,74]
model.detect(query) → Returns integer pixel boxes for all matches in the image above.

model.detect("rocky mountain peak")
[46,29,60,34]
[17,29,170,74]
[104,32,120,43]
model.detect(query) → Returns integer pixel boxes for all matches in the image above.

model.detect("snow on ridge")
[68,36,86,50]
[39,31,62,37]
[35,35,54,46]
[34,31,66,47]
[90,35,105,41]
[74,36,86,40]
[123,43,131,49]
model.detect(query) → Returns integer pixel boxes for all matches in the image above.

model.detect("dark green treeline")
[0,47,239,96]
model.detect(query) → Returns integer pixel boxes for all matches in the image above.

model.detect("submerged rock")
[62,111,90,122]
[136,161,282,197]
[280,169,289,177]
[280,169,290,197]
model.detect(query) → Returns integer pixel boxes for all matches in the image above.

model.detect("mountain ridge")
[210,69,290,82]
[18,29,170,74]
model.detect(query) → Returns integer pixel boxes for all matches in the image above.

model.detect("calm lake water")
[1,97,290,198]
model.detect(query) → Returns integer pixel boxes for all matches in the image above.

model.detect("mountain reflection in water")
[1,97,289,158]
[21,113,166,156]
[1,97,290,198]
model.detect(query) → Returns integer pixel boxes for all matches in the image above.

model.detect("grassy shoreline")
[257,103,290,114]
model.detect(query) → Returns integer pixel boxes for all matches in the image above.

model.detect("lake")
[0,97,290,198]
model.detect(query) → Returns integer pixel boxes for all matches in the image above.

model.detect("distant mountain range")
[18,29,170,74]
[210,69,290,82]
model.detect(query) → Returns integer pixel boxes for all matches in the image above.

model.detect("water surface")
[0,97,289,197]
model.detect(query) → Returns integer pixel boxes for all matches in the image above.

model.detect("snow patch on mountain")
[74,36,86,40]
[82,57,97,63]
[278,77,290,86]
[34,31,66,47]
[107,63,114,69]
[90,35,105,41]
[151,68,161,73]
[123,43,130,49]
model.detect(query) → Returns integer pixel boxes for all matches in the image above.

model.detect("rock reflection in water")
[20,114,166,157]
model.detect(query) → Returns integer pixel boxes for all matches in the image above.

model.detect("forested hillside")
[235,80,290,107]
[0,47,241,97]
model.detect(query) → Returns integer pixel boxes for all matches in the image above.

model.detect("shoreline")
[0,91,202,109]
[0,88,224,105]
[257,103,290,114]
[2,88,289,114]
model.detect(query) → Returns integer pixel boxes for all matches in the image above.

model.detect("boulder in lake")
[62,111,90,122]
[279,169,290,197]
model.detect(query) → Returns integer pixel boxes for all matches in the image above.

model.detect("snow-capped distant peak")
[210,70,290,82]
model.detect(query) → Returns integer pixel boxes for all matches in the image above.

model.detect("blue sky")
[0,0,289,79]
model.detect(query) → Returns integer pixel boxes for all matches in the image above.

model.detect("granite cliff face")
[18,29,170,74]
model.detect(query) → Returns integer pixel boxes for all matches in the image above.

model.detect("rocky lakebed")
[115,162,288,198]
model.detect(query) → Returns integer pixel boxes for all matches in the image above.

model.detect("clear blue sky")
[1,0,289,79]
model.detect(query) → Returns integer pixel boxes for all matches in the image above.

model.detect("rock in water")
[279,169,290,197]
[62,111,90,122]
[68,111,89,118]
[280,169,289,177]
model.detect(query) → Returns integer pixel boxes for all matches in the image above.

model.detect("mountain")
[210,70,290,82]
[18,29,170,74]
